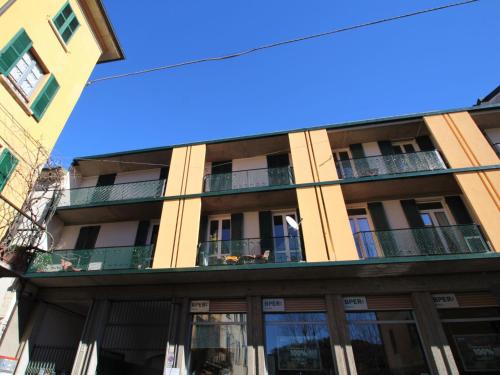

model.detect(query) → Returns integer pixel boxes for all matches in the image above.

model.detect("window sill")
[48,18,69,53]
[0,75,33,117]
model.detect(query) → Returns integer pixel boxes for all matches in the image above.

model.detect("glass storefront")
[189,313,248,375]
[439,307,500,374]
[264,312,334,374]
[347,310,430,375]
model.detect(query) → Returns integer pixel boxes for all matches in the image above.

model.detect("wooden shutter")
[231,213,244,240]
[159,167,169,180]
[0,29,32,75]
[456,292,499,308]
[259,211,274,251]
[445,196,473,224]
[211,161,232,174]
[416,135,435,151]
[75,226,100,249]
[349,144,365,158]
[377,141,394,155]
[134,221,150,246]
[400,200,425,227]
[199,215,208,242]
[367,202,390,230]
[366,295,413,310]
[150,225,159,246]
[0,149,18,192]
[31,75,60,121]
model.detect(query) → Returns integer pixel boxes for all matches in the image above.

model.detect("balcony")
[58,179,166,208]
[352,224,490,258]
[335,151,446,179]
[26,245,153,273]
[203,167,294,193]
[198,237,303,266]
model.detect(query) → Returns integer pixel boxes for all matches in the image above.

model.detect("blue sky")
[53,0,499,164]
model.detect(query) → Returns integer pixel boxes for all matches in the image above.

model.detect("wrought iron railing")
[203,166,294,192]
[335,150,446,179]
[25,346,78,375]
[352,224,490,258]
[57,179,166,207]
[26,245,153,273]
[198,236,303,265]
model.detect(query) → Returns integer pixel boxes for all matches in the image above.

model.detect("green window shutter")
[231,213,244,241]
[378,141,395,155]
[259,211,274,251]
[349,144,365,158]
[416,136,435,151]
[445,196,473,224]
[53,3,80,43]
[400,199,425,228]
[0,149,19,192]
[0,28,32,75]
[30,75,60,121]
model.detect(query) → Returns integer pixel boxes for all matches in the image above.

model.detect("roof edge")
[73,102,500,162]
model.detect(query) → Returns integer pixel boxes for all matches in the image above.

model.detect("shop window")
[439,307,500,373]
[189,313,248,375]
[347,310,429,375]
[264,312,334,374]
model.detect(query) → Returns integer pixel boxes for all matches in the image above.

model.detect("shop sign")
[277,336,321,371]
[190,300,210,313]
[263,298,285,312]
[343,296,368,311]
[432,293,459,308]
[0,356,17,374]
[454,334,500,372]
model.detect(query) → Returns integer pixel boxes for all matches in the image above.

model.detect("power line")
[86,0,479,86]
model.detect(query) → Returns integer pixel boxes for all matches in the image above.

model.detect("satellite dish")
[286,216,300,230]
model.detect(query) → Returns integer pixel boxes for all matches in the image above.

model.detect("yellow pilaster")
[289,129,358,261]
[424,112,500,251]
[153,144,206,268]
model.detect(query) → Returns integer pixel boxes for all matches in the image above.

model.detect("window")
[264,312,334,374]
[272,212,301,262]
[0,148,18,192]
[189,313,248,375]
[348,208,378,258]
[439,307,500,373]
[391,140,420,154]
[0,29,59,120]
[347,310,430,375]
[53,2,80,44]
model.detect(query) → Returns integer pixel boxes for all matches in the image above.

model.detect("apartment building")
[2,102,499,374]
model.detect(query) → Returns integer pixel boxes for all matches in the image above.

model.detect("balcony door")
[348,210,378,258]
[417,202,455,253]
[272,212,300,262]
[206,216,231,262]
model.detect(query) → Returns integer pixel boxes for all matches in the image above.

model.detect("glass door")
[349,214,378,258]
[272,212,301,262]
[207,217,231,263]
[418,203,455,254]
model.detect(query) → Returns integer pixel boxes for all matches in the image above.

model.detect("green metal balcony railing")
[335,150,446,179]
[25,346,78,375]
[198,236,303,266]
[352,224,490,258]
[203,166,294,192]
[26,245,153,273]
[57,179,166,208]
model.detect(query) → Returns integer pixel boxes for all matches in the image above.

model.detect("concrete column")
[289,130,358,262]
[153,144,206,268]
[411,292,459,375]
[424,112,500,251]
[70,299,109,375]
[13,302,47,375]
[326,295,357,375]
[246,296,257,375]
[173,298,190,375]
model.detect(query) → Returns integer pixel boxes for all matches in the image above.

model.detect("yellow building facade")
[0,0,123,260]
